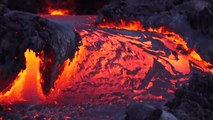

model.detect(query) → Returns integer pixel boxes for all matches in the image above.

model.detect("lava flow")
[44,16,212,104]
[98,19,213,74]
[39,0,75,15]
[1,16,212,104]
[98,19,144,31]
[48,8,70,15]
[0,47,78,104]
[0,50,45,104]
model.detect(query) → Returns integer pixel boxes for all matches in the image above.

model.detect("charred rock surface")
[7,0,38,13]
[97,0,213,63]
[125,103,177,120]
[165,73,213,120]
[74,0,109,14]
[125,73,213,120]
[0,5,81,94]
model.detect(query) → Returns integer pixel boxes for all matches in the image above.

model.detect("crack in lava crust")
[45,17,212,104]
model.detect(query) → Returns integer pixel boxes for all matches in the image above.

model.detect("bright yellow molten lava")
[0,50,45,104]
[48,8,69,15]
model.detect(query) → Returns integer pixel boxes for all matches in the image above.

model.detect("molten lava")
[98,19,144,31]
[48,8,70,15]
[38,0,75,15]
[1,16,213,105]
[98,19,213,74]
[44,17,212,104]
[0,47,77,104]
[0,50,45,104]
[44,17,213,104]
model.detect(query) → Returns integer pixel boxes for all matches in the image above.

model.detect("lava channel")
[44,16,212,104]
[1,16,212,105]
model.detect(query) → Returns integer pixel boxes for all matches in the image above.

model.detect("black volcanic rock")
[125,103,162,120]
[74,0,109,14]
[125,73,213,120]
[97,0,213,63]
[0,4,9,15]
[0,7,81,94]
[165,73,213,120]
[7,0,38,13]
[125,103,178,120]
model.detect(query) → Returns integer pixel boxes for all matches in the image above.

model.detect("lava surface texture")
[43,16,212,105]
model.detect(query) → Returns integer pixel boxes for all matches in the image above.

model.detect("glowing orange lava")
[98,19,213,74]
[0,50,45,104]
[46,46,84,102]
[45,18,212,104]
[99,19,144,31]
[1,17,213,105]
[48,8,70,15]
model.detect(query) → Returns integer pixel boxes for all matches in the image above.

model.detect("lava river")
[45,16,212,105]
[0,16,212,105]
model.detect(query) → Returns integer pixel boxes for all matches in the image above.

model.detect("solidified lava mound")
[0,5,81,94]
[97,0,213,63]
[166,73,213,120]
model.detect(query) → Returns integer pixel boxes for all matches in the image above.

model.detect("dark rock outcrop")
[125,73,213,120]
[7,0,38,13]
[125,103,177,120]
[166,73,213,120]
[74,0,109,15]
[0,5,81,94]
[97,0,213,63]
